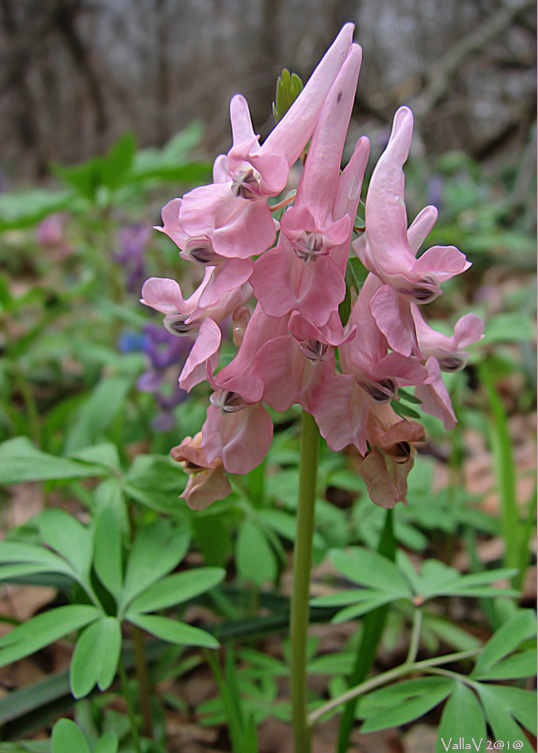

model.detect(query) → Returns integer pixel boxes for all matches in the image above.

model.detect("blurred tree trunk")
[155,0,170,146]
[53,0,108,148]
[247,0,283,130]
[0,0,44,170]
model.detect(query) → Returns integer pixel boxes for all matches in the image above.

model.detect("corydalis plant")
[141,25,484,753]
[141,25,483,510]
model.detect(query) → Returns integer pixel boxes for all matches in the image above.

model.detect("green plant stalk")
[205,648,251,753]
[126,506,154,740]
[406,608,423,664]
[118,657,142,753]
[480,367,520,585]
[132,625,153,738]
[519,486,537,581]
[337,509,396,753]
[290,410,320,753]
[308,649,480,725]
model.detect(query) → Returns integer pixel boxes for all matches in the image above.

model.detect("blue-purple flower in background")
[138,323,192,431]
[115,224,151,293]
[118,322,193,432]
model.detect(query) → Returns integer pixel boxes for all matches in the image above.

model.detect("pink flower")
[201,306,288,474]
[354,106,470,305]
[345,274,430,399]
[254,311,355,412]
[171,433,232,510]
[311,275,429,454]
[140,275,251,391]
[157,198,254,307]
[411,306,485,372]
[157,24,356,263]
[362,202,454,358]
[312,373,371,454]
[356,403,425,508]
[415,357,457,429]
[252,46,369,326]
[141,26,483,510]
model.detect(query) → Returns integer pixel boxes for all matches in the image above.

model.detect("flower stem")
[290,410,320,753]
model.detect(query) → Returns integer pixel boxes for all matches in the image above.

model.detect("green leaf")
[236,520,277,587]
[481,313,536,346]
[127,161,210,186]
[53,157,103,202]
[391,401,421,420]
[0,562,68,583]
[128,613,218,648]
[419,563,520,600]
[120,520,189,611]
[361,677,455,732]
[0,742,50,752]
[328,470,366,493]
[64,377,132,454]
[70,618,121,697]
[483,685,537,736]
[423,615,482,651]
[95,732,119,753]
[0,187,71,231]
[414,559,460,597]
[397,388,423,405]
[256,509,297,541]
[0,605,101,668]
[127,568,225,614]
[441,567,519,590]
[258,509,324,548]
[311,591,375,608]
[362,677,454,711]
[93,478,129,533]
[474,648,536,679]
[0,437,105,485]
[52,719,91,753]
[191,513,233,567]
[436,684,486,753]
[478,685,535,752]
[332,594,405,623]
[94,506,123,599]
[339,280,352,326]
[308,651,354,675]
[39,509,93,578]
[273,69,303,124]
[239,648,288,676]
[101,132,136,190]
[69,443,121,473]
[0,541,73,572]
[124,454,186,514]
[329,548,411,595]
[473,610,536,677]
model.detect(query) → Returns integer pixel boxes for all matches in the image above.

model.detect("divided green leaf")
[436,684,486,753]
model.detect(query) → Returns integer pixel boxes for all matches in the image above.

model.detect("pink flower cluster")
[141,24,484,510]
